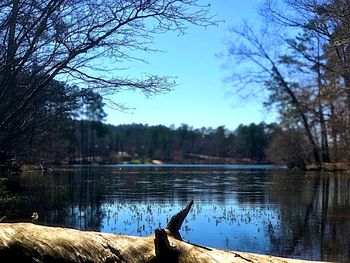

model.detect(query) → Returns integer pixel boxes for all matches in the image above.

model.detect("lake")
[1,164,350,262]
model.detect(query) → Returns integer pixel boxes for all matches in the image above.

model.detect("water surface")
[1,164,350,262]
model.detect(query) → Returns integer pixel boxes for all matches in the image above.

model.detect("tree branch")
[166,200,193,240]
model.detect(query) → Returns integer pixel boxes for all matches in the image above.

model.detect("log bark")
[0,201,326,263]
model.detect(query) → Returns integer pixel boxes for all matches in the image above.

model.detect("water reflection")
[1,165,350,261]
[267,172,350,261]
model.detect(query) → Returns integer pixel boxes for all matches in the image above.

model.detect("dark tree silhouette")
[0,0,215,162]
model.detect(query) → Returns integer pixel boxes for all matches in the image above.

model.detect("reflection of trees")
[12,167,279,230]
[15,166,252,229]
[18,168,103,231]
[268,171,350,261]
[318,175,350,261]
[9,166,350,261]
[100,166,246,204]
[65,168,102,231]
[14,166,275,227]
[234,171,267,204]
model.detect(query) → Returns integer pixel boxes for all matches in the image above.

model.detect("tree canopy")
[223,0,350,167]
[0,0,215,162]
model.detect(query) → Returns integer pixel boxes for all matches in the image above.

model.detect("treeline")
[0,71,280,166]
[26,119,279,165]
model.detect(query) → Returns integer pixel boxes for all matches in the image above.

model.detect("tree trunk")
[343,75,350,160]
[316,53,330,163]
[272,66,321,164]
[329,103,339,161]
[319,102,330,163]
[0,201,324,263]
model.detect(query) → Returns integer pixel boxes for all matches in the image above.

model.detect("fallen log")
[0,201,326,263]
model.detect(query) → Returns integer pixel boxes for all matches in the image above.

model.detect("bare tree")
[223,23,322,164]
[0,0,215,151]
[223,1,350,166]
[262,0,350,159]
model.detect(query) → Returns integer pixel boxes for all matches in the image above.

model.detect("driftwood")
[0,201,325,263]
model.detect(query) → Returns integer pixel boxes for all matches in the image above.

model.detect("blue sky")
[105,1,277,131]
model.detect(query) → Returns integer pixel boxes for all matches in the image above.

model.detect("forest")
[16,115,279,165]
[1,0,350,170]
[0,0,350,262]
[0,72,281,166]
[0,73,280,165]
[1,1,350,262]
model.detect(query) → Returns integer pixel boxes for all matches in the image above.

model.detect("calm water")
[1,165,350,262]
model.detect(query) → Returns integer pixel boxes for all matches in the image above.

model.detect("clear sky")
[105,1,277,131]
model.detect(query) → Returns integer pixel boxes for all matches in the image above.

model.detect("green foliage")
[0,78,107,165]
[233,123,277,162]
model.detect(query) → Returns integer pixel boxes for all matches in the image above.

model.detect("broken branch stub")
[166,200,193,240]
[154,229,180,263]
